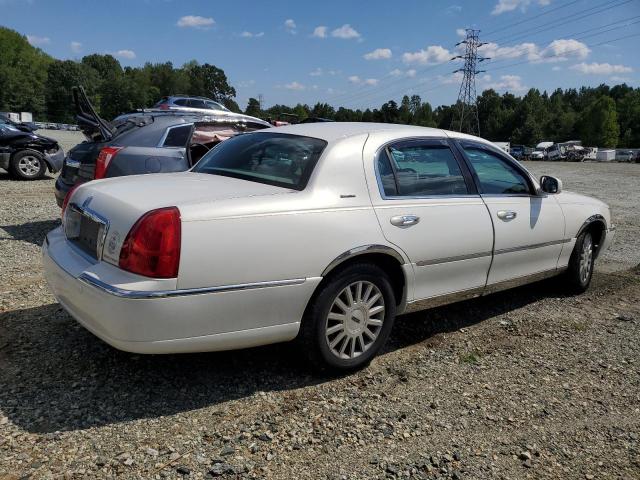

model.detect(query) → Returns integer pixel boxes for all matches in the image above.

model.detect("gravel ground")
[1,144,639,479]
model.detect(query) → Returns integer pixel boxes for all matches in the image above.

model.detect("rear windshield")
[192,132,327,190]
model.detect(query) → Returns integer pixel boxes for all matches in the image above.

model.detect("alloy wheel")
[325,281,385,360]
[579,233,593,284]
[17,155,42,177]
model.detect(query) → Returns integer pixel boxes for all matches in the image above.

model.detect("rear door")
[456,140,565,286]
[368,138,494,302]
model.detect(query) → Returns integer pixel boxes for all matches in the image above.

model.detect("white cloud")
[402,45,451,65]
[113,49,136,59]
[610,75,632,82]
[492,0,551,15]
[237,80,255,88]
[70,41,82,53]
[364,48,392,60]
[390,69,416,78]
[284,81,305,90]
[177,15,215,29]
[571,62,633,75]
[240,31,264,38]
[484,74,527,92]
[446,5,463,14]
[456,28,467,37]
[552,66,562,71]
[348,76,377,86]
[309,68,323,77]
[312,26,327,38]
[284,19,296,34]
[539,39,589,62]
[479,38,589,63]
[440,71,464,85]
[27,35,50,46]
[331,24,361,40]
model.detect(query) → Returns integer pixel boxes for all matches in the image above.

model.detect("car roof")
[266,122,490,145]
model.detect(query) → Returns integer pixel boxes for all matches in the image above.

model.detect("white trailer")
[596,149,615,162]
[20,112,33,123]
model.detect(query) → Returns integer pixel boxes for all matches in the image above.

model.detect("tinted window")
[205,100,226,111]
[192,132,327,190]
[380,143,469,196]
[173,99,189,106]
[188,99,207,109]
[462,146,530,194]
[376,151,397,196]
[163,124,192,147]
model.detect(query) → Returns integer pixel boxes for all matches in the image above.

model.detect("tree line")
[1,26,638,148]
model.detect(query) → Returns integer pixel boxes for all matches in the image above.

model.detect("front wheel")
[298,263,396,372]
[564,230,595,293]
[10,150,46,180]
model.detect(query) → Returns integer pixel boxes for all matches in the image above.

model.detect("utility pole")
[450,29,489,136]
[258,94,264,111]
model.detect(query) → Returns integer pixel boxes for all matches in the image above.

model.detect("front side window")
[377,142,469,197]
[192,132,327,190]
[461,145,531,195]
[188,99,207,109]
[205,100,227,111]
[173,99,189,106]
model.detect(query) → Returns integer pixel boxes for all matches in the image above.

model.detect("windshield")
[192,132,327,190]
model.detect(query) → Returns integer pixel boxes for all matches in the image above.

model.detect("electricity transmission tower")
[451,29,489,136]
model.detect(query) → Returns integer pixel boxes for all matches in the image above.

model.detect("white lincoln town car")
[43,123,615,371]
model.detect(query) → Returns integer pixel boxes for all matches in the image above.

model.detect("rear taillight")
[61,184,81,216]
[94,146,123,179]
[118,207,181,278]
[157,103,169,110]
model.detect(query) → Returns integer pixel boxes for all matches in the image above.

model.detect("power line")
[483,0,582,36]
[486,0,634,44]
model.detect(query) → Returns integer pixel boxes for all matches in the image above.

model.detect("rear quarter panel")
[176,133,399,289]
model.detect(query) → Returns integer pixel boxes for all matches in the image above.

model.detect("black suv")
[54,87,270,206]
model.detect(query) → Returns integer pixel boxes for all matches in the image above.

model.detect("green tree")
[245,98,262,118]
[0,27,51,118]
[578,96,620,147]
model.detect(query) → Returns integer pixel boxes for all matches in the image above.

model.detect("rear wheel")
[298,263,396,372]
[564,230,595,293]
[10,150,46,180]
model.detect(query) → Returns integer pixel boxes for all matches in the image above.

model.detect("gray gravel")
[1,146,639,479]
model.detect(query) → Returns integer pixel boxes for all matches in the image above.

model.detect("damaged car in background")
[54,87,270,206]
[0,115,64,179]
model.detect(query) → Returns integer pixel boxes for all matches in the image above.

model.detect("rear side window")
[188,99,207,109]
[192,132,327,190]
[461,146,531,195]
[173,99,189,106]
[162,125,192,147]
[377,142,469,197]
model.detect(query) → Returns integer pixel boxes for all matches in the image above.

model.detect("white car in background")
[43,123,615,371]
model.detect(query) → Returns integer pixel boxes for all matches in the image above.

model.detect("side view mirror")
[540,175,562,194]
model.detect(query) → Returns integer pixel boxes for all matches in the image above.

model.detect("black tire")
[564,230,595,293]
[10,150,46,180]
[298,263,397,373]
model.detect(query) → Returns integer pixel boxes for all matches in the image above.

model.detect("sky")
[2,0,639,110]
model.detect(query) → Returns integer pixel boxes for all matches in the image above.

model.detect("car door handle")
[390,215,420,227]
[497,210,517,221]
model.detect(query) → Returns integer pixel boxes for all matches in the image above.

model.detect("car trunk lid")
[73,86,116,143]
[65,172,295,264]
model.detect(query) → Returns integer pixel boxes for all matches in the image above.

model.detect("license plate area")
[64,206,108,259]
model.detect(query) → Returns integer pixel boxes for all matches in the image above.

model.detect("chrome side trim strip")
[403,267,565,315]
[321,244,406,276]
[403,286,484,314]
[77,274,306,299]
[483,267,565,295]
[494,238,571,255]
[416,251,492,267]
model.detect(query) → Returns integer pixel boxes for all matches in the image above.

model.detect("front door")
[456,141,565,286]
[368,138,494,302]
